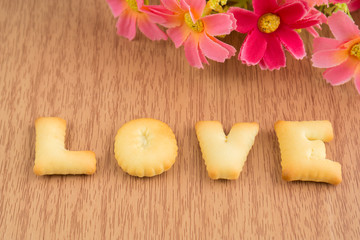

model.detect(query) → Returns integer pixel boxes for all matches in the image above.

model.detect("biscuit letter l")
[33,117,96,175]
[195,121,259,180]
[274,121,341,185]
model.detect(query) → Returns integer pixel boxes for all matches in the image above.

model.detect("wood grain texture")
[0,0,360,239]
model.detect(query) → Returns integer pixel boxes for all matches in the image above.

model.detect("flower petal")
[313,37,340,52]
[323,58,358,86]
[328,11,360,42]
[253,0,278,15]
[161,0,181,12]
[143,5,183,28]
[184,34,203,68]
[288,8,323,29]
[106,0,127,17]
[135,0,144,8]
[305,27,319,38]
[137,15,167,40]
[198,48,209,65]
[199,33,230,62]
[116,10,137,40]
[167,24,191,48]
[288,19,320,29]
[227,7,258,33]
[239,29,267,65]
[262,35,286,70]
[202,13,236,36]
[274,2,307,24]
[142,5,172,23]
[179,0,190,11]
[181,0,205,21]
[209,36,236,58]
[312,49,349,68]
[341,37,360,49]
[349,0,360,12]
[276,25,305,59]
[258,59,267,70]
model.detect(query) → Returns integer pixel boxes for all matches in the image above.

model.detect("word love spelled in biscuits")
[33,117,342,185]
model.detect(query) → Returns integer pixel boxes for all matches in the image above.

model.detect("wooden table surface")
[1,0,360,239]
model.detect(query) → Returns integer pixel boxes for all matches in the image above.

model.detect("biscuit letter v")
[195,121,259,180]
[33,117,96,175]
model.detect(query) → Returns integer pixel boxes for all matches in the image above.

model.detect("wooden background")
[1,0,360,239]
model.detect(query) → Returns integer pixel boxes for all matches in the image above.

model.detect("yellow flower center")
[258,13,280,34]
[350,42,360,59]
[184,13,204,33]
[126,0,138,11]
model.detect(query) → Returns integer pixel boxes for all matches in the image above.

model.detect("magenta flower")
[229,0,320,70]
[106,0,167,41]
[145,0,236,68]
[312,11,360,93]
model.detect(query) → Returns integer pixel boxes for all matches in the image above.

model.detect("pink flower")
[304,0,349,6]
[282,0,327,37]
[304,9,327,37]
[106,0,167,41]
[312,11,360,93]
[229,0,321,70]
[348,0,360,11]
[145,0,236,68]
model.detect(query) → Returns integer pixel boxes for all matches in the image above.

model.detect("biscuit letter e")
[33,117,96,175]
[195,121,259,180]
[274,121,341,185]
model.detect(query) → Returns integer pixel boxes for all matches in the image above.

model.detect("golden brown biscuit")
[274,120,341,185]
[114,118,178,177]
[34,117,96,175]
[195,121,259,180]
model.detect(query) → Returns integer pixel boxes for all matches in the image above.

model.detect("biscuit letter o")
[114,118,178,177]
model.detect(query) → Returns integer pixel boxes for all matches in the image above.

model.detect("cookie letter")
[195,121,259,180]
[274,121,341,185]
[34,117,96,175]
[114,118,178,177]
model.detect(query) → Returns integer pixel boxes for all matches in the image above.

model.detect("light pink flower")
[106,0,167,41]
[348,0,360,11]
[145,0,236,68]
[312,11,360,93]
[229,0,321,70]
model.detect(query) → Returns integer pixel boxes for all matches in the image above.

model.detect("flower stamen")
[258,13,281,34]
[350,43,360,59]
[126,0,138,11]
[184,13,204,33]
